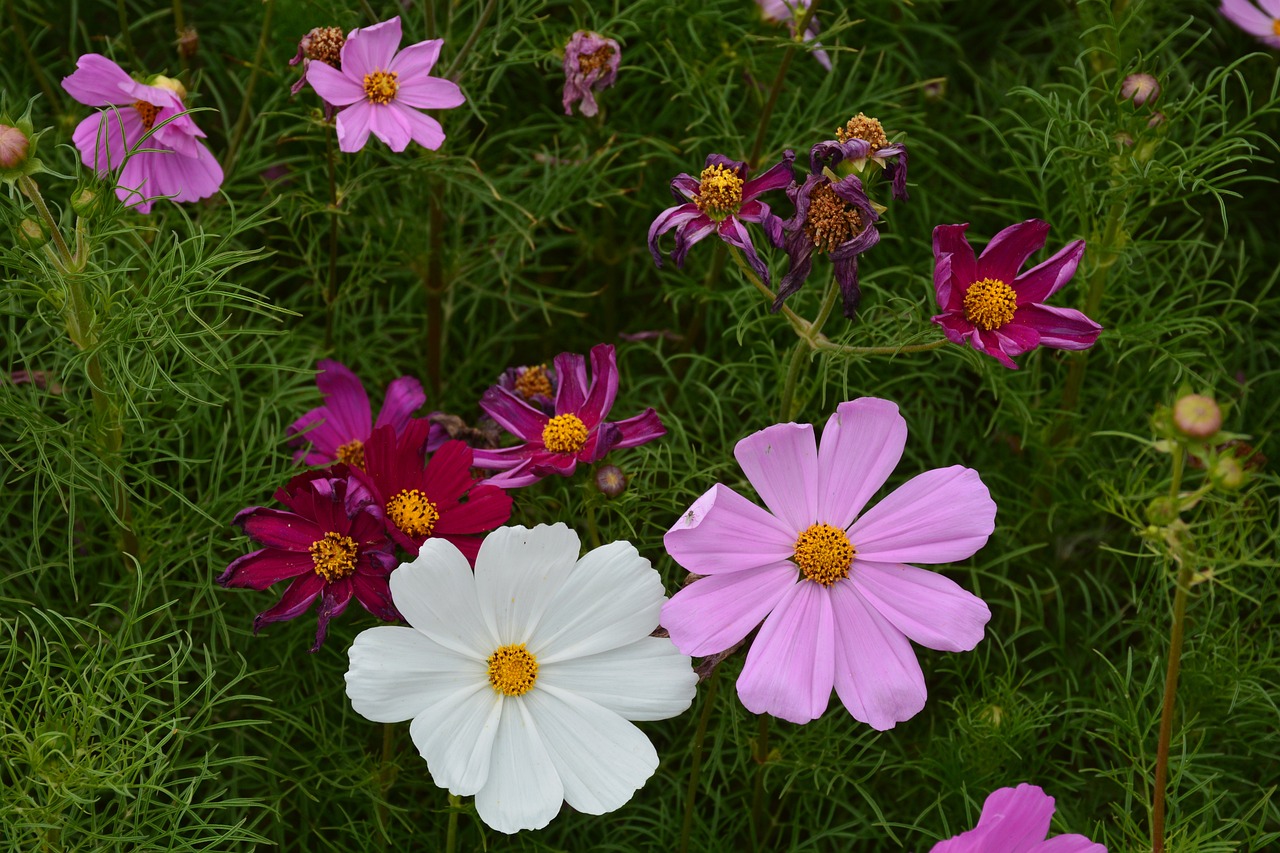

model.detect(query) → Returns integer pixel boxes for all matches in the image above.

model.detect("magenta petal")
[1036,836,1107,853]
[660,562,797,657]
[374,375,427,432]
[311,579,355,651]
[734,422,819,532]
[351,572,399,622]
[553,350,590,414]
[1013,304,1101,350]
[370,104,413,152]
[396,105,448,150]
[932,784,1056,853]
[736,581,834,724]
[741,149,795,199]
[976,219,1050,285]
[304,60,366,107]
[342,16,402,79]
[236,506,325,549]
[993,323,1041,358]
[61,54,137,106]
[851,560,989,652]
[253,573,326,630]
[434,485,513,536]
[388,38,443,78]
[315,360,373,439]
[975,329,1020,369]
[664,484,796,575]
[580,344,618,427]
[609,408,666,449]
[828,581,926,730]
[1013,239,1085,304]
[815,399,907,529]
[848,466,996,564]
[648,204,703,266]
[933,311,976,346]
[219,548,314,588]
[479,387,547,439]
[932,224,977,294]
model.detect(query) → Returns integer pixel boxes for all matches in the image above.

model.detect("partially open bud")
[0,124,29,169]
[15,217,46,248]
[1172,394,1222,440]
[595,464,627,499]
[70,187,99,217]
[1120,73,1160,108]
[148,74,188,100]
[1210,455,1246,491]
[1147,111,1166,129]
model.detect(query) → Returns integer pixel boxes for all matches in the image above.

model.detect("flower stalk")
[747,0,823,169]
[677,668,721,853]
[227,0,275,167]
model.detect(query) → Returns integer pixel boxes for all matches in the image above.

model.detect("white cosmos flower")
[344,523,697,834]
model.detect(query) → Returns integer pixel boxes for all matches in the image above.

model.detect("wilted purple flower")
[1219,0,1280,48]
[810,112,909,202]
[777,170,880,317]
[1120,73,1160,107]
[495,363,558,414]
[756,0,831,70]
[649,151,794,285]
[562,31,620,117]
[290,26,346,98]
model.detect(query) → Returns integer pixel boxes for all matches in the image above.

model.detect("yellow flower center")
[514,365,554,401]
[695,163,745,221]
[133,100,160,131]
[386,489,440,538]
[836,112,889,154]
[578,45,614,76]
[541,413,589,454]
[335,438,365,469]
[363,70,399,105]
[962,277,1019,331]
[487,644,539,696]
[309,531,359,582]
[793,523,854,586]
[803,183,864,253]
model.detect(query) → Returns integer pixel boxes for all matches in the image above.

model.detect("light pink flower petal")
[1013,304,1101,350]
[395,106,448,151]
[976,219,1050,286]
[663,483,796,575]
[1036,835,1107,853]
[734,422,819,532]
[305,60,367,106]
[829,581,926,730]
[932,784,1056,853]
[1259,0,1280,16]
[72,110,136,175]
[335,100,376,153]
[341,16,403,79]
[816,398,907,529]
[137,141,222,204]
[374,375,426,431]
[395,74,465,109]
[736,581,834,724]
[369,104,413,152]
[851,560,989,652]
[1012,239,1085,304]
[116,150,167,212]
[660,562,797,657]
[61,54,137,105]
[847,466,995,564]
[389,38,443,76]
[1221,0,1276,35]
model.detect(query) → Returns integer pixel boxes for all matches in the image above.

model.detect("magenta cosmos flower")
[61,55,223,213]
[1220,0,1280,47]
[661,397,995,729]
[305,17,465,153]
[287,359,436,468]
[472,344,665,489]
[756,0,832,70]
[931,220,1102,370]
[219,471,398,652]
[649,151,795,286]
[562,31,621,117]
[931,784,1106,853]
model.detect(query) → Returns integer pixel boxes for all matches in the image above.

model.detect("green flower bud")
[70,187,99,217]
[1145,496,1178,527]
[1172,394,1221,440]
[1210,456,1246,492]
[15,217,46,248]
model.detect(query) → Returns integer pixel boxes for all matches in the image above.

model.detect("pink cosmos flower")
[305,16,465,153]
[931,220,1101,370]
[472,344,665,489]
[287,359,439,469]
[61,55,223,213]
[756,0,832,70]
[562,31,621,117]
[661,398,995,729]
[1219,0,1280,48]
[931,784,1106,853]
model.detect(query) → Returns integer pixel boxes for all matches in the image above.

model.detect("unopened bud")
[595,464,627,499]
[1114,131,1135,148]
[1172,394,1222,440]
[16,217,47,248]
[0,124,29,169]
[922,79,947,102]
[70,187,98,217]
[1120,73,1160,107]
[1210,456,1246,491]
[1147,111,1165,129]
[148,74,187,100]
[177,26,199,59]
[1145,496,1178,527]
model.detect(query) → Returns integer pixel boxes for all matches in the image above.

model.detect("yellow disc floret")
[363,70,399,105]
[309,531,359,582]
[335,438,365,469]
[514,365,554,401]
[542,413,589,454]
[386,489,440,538]
[962,277,1019,331]
[793,523,854,586]
[487,644,539,696]
[695,163,745,221]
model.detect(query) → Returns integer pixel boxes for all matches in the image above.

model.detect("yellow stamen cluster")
[387,489,440,538]
[695,163,745,221]
[309,531,359,582]
[487,644,539,696]
[836,112,889,154]
[133,101,160,131]
[514,366,554,401]
[542,413,589,454]
[335,438,365,469]
[793,523,854,586]
[304,27,346,65]
[363,70,399,105]
[578,45,614,76]
[962,277,1019,331]
[803,183,864,253]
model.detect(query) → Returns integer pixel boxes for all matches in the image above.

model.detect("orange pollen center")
[541,413,589,454]
[305,27,346,66]
[386,489,440,538]
[335,438,365,469]
[1274,18,1280,36]
[133,101,160,130]
[963,277,1019,331]
[578,46,614,76]
[803,183,864,253]
[836,112,889,153]
[487,644,539,696]
[514,366,554,400]
[695,163,744,221]
[363,70,399,105]
[793,523,854,586]
[309,531,359,582]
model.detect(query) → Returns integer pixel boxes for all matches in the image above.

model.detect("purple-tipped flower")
[472,344,665,488]
[1120,72,1160,107]
[495,363,559,414]
[810,112,909,202]
[930,784,1106,853]
[777,171,880,317]
[649,150,794,285]
[562,31,620,117]
[1219,0,1280,48]
[290,26,346,99]
[756,0,831,70]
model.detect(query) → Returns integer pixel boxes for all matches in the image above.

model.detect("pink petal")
[933,253,959,312]
[734,422,819,532]
[975,329,1021,369]
[648,205,703,266]
[72,110,135,176]
[736,581,835,724]
[847,466,996,564]
[219,548,314,588]
[373,375,426,431]
[341,16,402,79]
[664,483,796,576]
[1036,836,1107,853]
[553,349,590,415]
[253,573,326,629]
[829,581,926,730]
[993,323,1041,358]
[1012,240,1085,304]
[932,784,1055,853]
[976,219,1050,285]
[369,104,412,152]
[609,408,666,449]
[579,344,618,428]
[479,387,548,439]
[315,360,374,440]
[305,60,366,107]
[394,60,465,109]
[660,562,797,657]
[395,105,448,151]
[60,54,136,106]
[1012,304,1101,350]
[1221,0,1276,35]
[932,224,976,297]
[851,560,989,652]
[932,310,976,346]
[236,506,324,549]
[816,398,907,529]
[389,38,443,77]
[335,101,375,153]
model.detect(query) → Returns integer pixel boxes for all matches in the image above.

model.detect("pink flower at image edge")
[1219,0,1280,47]
[931,784,1106,853]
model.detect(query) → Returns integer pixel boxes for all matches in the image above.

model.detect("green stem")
[424,189,446,398]
[677,669,720,853]
[727,249,811,337]
[358,0,378,23]
[227,0,275,168]
[172,0,190,75]
[812,338,947,356]
[750,714,772,852]
[747,0,823,168]
[116,0,139,66]
[424,0,437,37]
[377,722,397,844]
[7,0,61,110]
[808,273,841,338]
[680,246,728,353]
[324,131,340,351]
[778,340,807,422]
[444,0,498,79]
[583,476,602,549]
[18,176,74,266]
[445,794,461,853]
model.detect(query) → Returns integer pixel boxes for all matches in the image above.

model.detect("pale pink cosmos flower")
[1219,0,1280,48]
[756,0,832,70]
[661,398,995,729]
[931,784,1106,853]
[61,55,223,213]
[306,17,465,153]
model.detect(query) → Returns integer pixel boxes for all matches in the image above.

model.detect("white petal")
[539,636,696,721]
[524,686,658,816]
[474,524,581,645]
[408,683,501,795]
[474,699,564,833]
[345,625,479,723]
[391,539,493,658]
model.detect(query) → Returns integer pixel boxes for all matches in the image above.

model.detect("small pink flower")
[305,16,465,153]
[931,784,1106,853]
[1219,0,1280,48]
[756,0,832,70]
[562,31,621,117]
[661,398,995,729]
[61,55,223,213]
